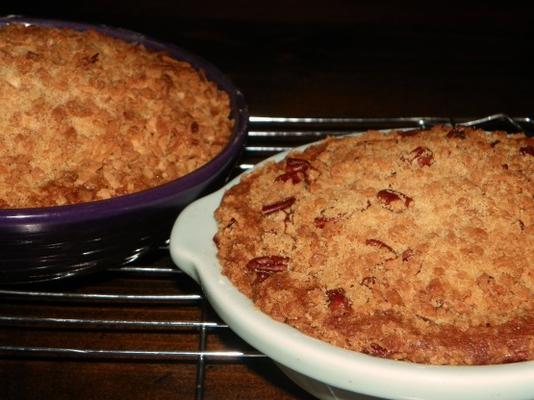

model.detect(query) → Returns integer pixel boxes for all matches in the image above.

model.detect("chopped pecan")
[365,239,397,260]
[416,314,433,323]
[80,52,99,65]
[254,272,271,283]
[502,351,529,363]
[401,248,414,262]
[275,158,312,184]
[275,172,302,184]
[227,217,237,227]
[326,288,350,313]
[360,276,377,288]
[25,51,40,60]
[376,189,413,211]
[261,197,296,215]
[314,216,335,228]
[520,145,534,157]
[385,289,404,306]
[446,127,466,139]
[365,343,390,358]
[286,158,311,173]
[401,146,434,167]
[365,239,395,253]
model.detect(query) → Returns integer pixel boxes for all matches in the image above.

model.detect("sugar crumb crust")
[215,126,534,365]
[0,24,233,208]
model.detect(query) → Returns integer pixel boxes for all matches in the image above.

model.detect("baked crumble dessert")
[0,24,233,208]
[215,126,534,365]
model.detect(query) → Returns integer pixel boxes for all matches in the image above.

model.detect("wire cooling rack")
[0,114,532,399]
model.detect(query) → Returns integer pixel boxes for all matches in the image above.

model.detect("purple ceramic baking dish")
[0,16,248,284]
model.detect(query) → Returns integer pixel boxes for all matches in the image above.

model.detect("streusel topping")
[0,24,233,208]
[215,126,533,365]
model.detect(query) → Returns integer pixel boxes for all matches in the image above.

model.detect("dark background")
[2,1,533,118]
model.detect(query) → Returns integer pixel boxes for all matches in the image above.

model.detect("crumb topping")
[0,24,233,208]
[215,126,534,365]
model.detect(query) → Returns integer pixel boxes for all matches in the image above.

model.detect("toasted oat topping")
[0,24,233,208]
[215,126,534,365]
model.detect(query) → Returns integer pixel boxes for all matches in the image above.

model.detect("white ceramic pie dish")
[169,136,534,400]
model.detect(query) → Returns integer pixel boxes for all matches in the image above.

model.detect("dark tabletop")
[0,2,533,400]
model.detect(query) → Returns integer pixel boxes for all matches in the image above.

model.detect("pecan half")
[520,145,534,157]
[246,256,289,283]
[376,189,413,211]
[402,146,434,167]
[446,127,466,139]
[262,197,296,215]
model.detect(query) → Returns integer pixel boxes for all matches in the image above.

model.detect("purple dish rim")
[0,16,248,226]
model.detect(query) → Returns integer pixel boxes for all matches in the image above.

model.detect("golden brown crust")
[215,126,534,365]
[0,24,233,208]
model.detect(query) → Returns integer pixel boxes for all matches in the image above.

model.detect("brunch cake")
[0,24,233,208]
[214,126,534,365]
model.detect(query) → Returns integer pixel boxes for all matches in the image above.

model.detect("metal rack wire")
[0,114,532,399]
